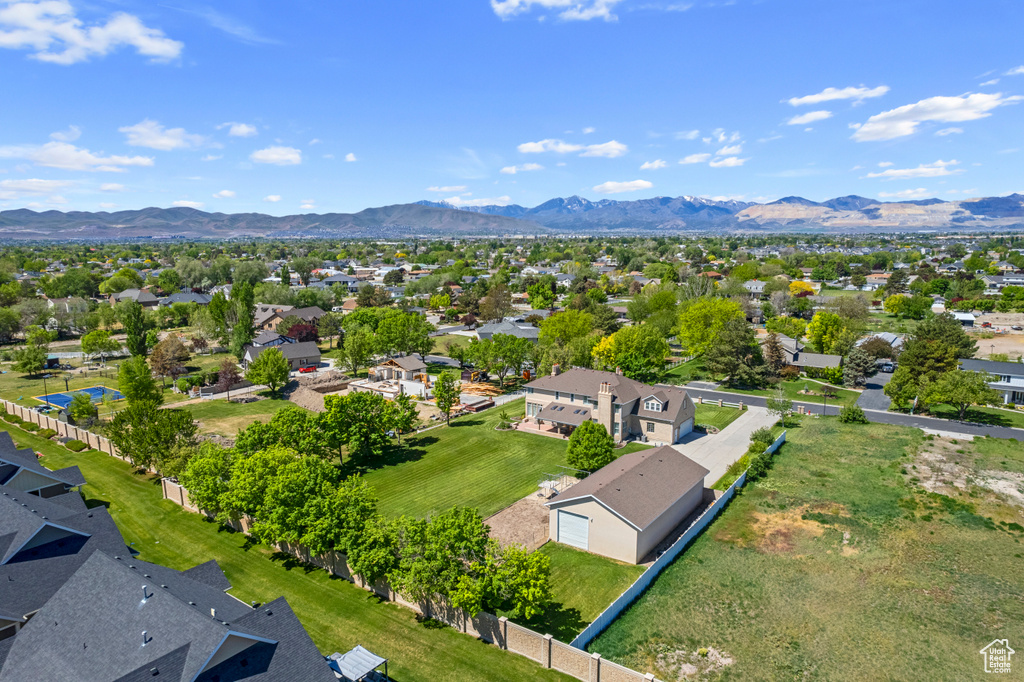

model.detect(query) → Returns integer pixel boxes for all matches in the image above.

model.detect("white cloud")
[579,140,628,157]
[500,163,544,174]
[119,119,204,150]
[878,188,930,200]
[49,125,80,142]
[263,195,281,202]
[0,178,73,200]
[787,85,889,107]
[704,129,741,145]
[709,156,747,168]
[309,138,322,145]
[786,110,832,126]
[218,122,258,137]
[300,199,316,209]
[716,144,743,155]
[172,200,203,209]
[212,189,235,199]
[99,182,124,192]
[877,161,894,167]
[592,179,652,194]
[518,138,627,157]
[675,129,700,140]
[427,185,468,192]
[680,153,712,164]
[0,141,153,171]
[250,146,301,165]
[201,154,222,161]
[518,139,583,154]
[640,159,667,170]
[980,79,1000,87]
[582,127,596,134]
[444,195,513,207]
[1005,66,1024,76]
[98,202,117,209]
[491,0,624,22]
[935,127,963,136]
[852,93,1022,141]
[0,0,183,65]
[345,152,357,162]
[866,159,962,180]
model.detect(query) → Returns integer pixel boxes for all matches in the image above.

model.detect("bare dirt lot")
[486,492,549,550]
[967,330,1024,359]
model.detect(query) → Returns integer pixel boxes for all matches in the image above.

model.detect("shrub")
[37,428,57,439]
[175,377,189,393]
[750,426,774,447]
[779,365,800,380]
[838,404,869,424]
[747,450,772,480]
[2,413,23,424]
[65,439,89,452]
[20,422,39,432]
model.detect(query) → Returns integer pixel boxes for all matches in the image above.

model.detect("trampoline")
[35,385,125,409]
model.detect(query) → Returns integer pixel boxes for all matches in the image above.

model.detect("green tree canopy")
[565,420,615,473]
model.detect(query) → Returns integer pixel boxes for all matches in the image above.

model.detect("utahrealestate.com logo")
[980,639,1014,674]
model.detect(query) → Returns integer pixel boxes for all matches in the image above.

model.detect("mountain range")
[1,193,1023,240]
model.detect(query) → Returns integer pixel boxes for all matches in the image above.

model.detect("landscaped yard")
[9,425,572,682]
[722,377,861,408]
[588,419,1024,680]
[510,543,645,642]
[431,333,473,355]
[661,357,707,385]
[894,402,1024,429]
[359,399,647,519]
[180,396,301,437]
[693,403,744,431]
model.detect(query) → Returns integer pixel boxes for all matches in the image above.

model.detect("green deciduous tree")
[120,301,148,357]
[766,388,793,427]
[107,401,197,471]
[218,446,295,522]
[321,392,396,463]
[81,329,121,362]
[245,347,290,395]
[342,325,376,376]
[433,370,461,425]
[565,420,615,473]
[301,476,378,556]
[590,325,670,384]
[118,355,163,405]
[178,443,233,516]
[676,297,744,357]
[68,391,98,427]
[251,455,340,546]
[922,370,1001,420]
[806,311,844,354]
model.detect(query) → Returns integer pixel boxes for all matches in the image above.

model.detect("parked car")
[298,366,317,374]
[980,321,993,328]
[1012,325,1023,331]
[881,362,895,373]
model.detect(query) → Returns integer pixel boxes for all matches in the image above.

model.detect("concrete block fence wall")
[160,476,658,682]
[569,430,787,651]
[2,399,125,462]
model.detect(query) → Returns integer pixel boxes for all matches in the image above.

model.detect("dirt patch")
[297,369,352,393]
[656,646,735,679]
[966,330,1024,359]
[910,437,1024,507]
[485,493,549,550]
[752,509,825,553]
[287,386,327,412]
[199,433,236,448]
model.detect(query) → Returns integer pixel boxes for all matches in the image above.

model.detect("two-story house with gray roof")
[524,367,695,445]
[960,358,1024,405]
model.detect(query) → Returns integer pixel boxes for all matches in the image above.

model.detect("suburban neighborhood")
[0,232,1022,681]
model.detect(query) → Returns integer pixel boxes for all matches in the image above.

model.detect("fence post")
[718,399,723,407]
[698,396,703,404]
[589,653,601,682]
[542,634,552,669]
[498,617,508,650]
[738,401,744,410]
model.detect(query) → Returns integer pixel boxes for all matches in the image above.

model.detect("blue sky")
[1,0,1022,215]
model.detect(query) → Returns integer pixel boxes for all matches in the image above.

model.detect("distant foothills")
[1,192,1023,241]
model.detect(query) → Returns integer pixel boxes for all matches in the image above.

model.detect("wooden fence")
[160,478,659,682]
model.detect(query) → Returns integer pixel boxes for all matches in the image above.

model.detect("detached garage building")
[545,446,709,564]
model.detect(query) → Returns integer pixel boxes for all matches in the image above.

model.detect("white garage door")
[557,510,589,550]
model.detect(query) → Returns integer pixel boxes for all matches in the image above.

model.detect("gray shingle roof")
[547,446,708,530]
[526,368,695,423]
[245,341,321,363]
[0,432,85,488]
[961,358,1024,376]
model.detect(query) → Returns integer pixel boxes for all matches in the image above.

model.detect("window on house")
[647,422,655,433]
[612,423,619,434]
[644,400,661,412]
[527,387,533,394]
[569,393,575,402]
[1001,376,1011,383]
[555,391,560,400]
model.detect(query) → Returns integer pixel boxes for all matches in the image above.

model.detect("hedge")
[65,439,89,452]
[37,428,58,439]
[21,422,39,432]
[2,413,23,424]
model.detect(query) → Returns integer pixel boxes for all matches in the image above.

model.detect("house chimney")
[551,364,561,377]
[615,367,623,376]
[599,382,611,395]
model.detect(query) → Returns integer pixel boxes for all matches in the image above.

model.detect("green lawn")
[722,378,860,408]
[359,399,648,519]
[431,333,473,356]
[8,425,571,682]
[588,419,1024,681]
[863,311,923,335]
[693,403,744,431]
[896,402,1024,429]
[509,543,645,642]
[661,357,707,385]
[181,396,301,437]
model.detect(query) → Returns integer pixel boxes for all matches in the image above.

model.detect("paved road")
[670,384,1024,441]
[671,406,777,484]
[856,371,892,412]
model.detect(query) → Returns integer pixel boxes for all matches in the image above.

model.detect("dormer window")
[644,399,662,412]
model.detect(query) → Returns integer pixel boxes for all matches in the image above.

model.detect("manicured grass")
[661,357,707,385]
[723,378,860,408]
[588,419,1024,681]
[864,311,922,335]
[511,543,645,642]
[896,402,1024,429]
[181,397,301,437]
[432,333,473,355]
[359,399,648,519]
[693,403,744,431]
[9,425,572,682]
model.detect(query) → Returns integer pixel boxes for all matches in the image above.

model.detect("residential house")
[953,312,976,327]
[524,367,696,444]
[254,304,294,329]
[108,288,159,307]
[350,355,431,399]
[0,432,84,498]
[855,332,905,353]
[960,359,1024,405]
[475,320,540,343]
[763,334,842,370]
[242,341,321,371]
[158,292,212,307]
[309,273,361,292]
[864,273,891,290]
[257,306,326,331]
[546,445,709,563]
[742,280,768,299]
[251,330,296,348]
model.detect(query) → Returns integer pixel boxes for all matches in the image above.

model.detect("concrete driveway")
[671,406,779,486]
[856,370,892,411]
